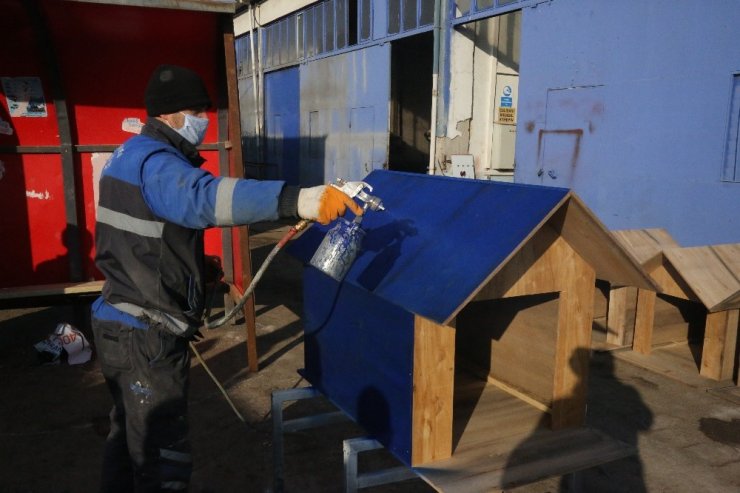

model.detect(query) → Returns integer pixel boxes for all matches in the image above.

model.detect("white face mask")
[175,112,209,146]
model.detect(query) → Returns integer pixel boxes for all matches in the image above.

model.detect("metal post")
[25,1,83,282]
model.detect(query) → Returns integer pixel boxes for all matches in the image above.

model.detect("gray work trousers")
[92,317,192,493]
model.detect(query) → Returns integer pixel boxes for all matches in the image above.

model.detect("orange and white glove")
[298,185,364,225]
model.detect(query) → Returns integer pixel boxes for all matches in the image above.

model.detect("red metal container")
[0,0,237,289]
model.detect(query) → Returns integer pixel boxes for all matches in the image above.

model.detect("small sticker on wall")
[91,152,112,210]
[26,189,51,200]
[1,77,47,117]
[122,117,143,134]
[0,118,13,136]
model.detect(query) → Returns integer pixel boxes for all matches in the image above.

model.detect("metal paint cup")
[309,218,365,281]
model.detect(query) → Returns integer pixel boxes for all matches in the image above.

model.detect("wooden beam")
[486,374,552,414]
[550,249,595,430]
[0,281,104,300]
[222,16,258,373]
[412,315,455,466]
[606,286,637,346]
[632,289,657,355]
[700,309,739,381]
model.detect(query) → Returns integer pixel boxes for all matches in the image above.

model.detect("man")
[91,64,362,492]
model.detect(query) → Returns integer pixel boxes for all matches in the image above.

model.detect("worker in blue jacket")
[91,64,362,493]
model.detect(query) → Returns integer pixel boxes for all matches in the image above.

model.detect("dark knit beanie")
[144,64,211,116]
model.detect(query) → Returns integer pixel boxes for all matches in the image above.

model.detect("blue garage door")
[264,66,300,185]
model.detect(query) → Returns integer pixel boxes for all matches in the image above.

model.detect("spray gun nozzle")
[356,190,385,212]
[331,179,386,213]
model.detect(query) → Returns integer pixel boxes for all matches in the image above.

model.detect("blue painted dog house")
[289,170,654,469]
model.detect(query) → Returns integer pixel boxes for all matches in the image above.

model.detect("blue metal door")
[264,66,300,185]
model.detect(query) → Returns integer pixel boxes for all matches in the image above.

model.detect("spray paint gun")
[309,179,385,281]
[331,179,385,215]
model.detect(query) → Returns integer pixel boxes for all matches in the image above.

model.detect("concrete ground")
[0,220,738,493]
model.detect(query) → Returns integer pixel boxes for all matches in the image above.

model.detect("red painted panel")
[41,1,222,146]
[1,0,229,287]
[0,1,60,146]
[0,154,68,288]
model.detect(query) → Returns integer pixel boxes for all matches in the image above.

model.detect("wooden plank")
[650,294,706,346]
[663,244,740,312]
[488,374,551,415]
[606,286,637,346]
[700,309,739,381]
[452,376,552,454]
[551,248,595,430]
[458,362,552,415]
[412,316,455,466]
[0,281,104,300]
[650,260,698,301]
[549,196,656,290]
[457,295,558,406]
[613,342,732,389]
[472,225,562,300]
[611,228,679,272]
[633,289,657,354]
[413,376,633,492]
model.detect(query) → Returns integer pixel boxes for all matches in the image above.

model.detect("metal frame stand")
[271,387,419,493]
[343,437,418,493]
[272,387,347,493]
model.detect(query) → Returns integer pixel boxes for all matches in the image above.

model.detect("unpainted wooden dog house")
[289,170,654,489]
[609,229,740,383]
[605,229,680,347]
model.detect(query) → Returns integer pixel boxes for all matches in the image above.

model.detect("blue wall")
[515,0,740,246]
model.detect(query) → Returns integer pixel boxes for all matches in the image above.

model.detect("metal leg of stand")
[272,387,348,493]
[343,437,418,493]
[563,470,584,493]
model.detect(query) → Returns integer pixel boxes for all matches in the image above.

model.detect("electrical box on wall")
[450,154,475,179]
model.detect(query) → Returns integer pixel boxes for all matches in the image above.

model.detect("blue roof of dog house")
[288,170,654,324]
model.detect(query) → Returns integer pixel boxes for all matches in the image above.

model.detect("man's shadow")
[34,224,94,284]
[34,225,96,331]
[501,349,652,492]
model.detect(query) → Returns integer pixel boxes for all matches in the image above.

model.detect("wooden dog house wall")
[289,171,654,468]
